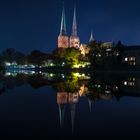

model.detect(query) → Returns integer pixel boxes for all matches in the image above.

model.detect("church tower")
[89,31,95,43]
[70,7,80,48]
[58,6,69,48]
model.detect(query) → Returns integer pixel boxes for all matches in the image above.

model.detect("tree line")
[0,40,125,70]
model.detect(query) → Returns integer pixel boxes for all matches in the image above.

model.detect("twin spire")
[60,5,78,37]
[58,3,94,49]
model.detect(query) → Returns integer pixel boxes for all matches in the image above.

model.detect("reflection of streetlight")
[124,81,127,86]
[5,62,11,66]
[50,63,53,66]
[50,73,54,77]
[62,62,65,66]
[61,74,65,78]
[82,73,85,77]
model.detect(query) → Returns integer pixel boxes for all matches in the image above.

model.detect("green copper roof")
[71,7,78,37]
[60,6,67,36]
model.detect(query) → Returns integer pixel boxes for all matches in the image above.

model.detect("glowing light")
[115,86,118,90]
[133,62,136,65]
[82,73,85,77]
[128,82,135,86]
[61,74,65,78]
[5,72,11,76]
[124,81,127,86]
[98,54,101,57]
[97,85,101,88]
[5,62,11,66]
[50,73,54,77]
[105,90,111,94]
[124,57,128,62]
[31,65,35,68]
[74,73,80,77]
[50,63,54,66]
[73,64,80,68]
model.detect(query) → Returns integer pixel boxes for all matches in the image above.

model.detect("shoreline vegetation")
[3,66,140,73]
[0,41,139,72]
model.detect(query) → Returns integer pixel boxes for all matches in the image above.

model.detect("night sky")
[0,0,140,53]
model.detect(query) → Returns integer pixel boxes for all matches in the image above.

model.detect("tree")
[28,50,47,66]
[52,48,67,59]
[65,48,81,66]
[2,48,16,62]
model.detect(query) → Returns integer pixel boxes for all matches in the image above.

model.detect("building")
[79,44,90,57]
[58,6,80,49]
[122,46,140,66]
[79,32,95,56]
[57,5,113,57]
[70,8,80,48]
[58,6,69,48]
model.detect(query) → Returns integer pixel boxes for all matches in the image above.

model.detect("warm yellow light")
[73,64,80,68]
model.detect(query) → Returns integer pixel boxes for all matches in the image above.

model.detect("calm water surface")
[0,71,140,139]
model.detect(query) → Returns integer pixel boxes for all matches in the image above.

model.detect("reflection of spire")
[89,31,95,42]
[88,98,93,112]
[59,104,66,128]
[86,93,95,112]
[70,103,76,134]
[60,3,67,36]
[68,92,79,134]
[57,92,68,129]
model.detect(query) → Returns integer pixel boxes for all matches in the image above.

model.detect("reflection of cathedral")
[57,92,79,131]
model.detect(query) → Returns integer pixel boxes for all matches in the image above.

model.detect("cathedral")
[57,5,113,57]
[58,6,80,49]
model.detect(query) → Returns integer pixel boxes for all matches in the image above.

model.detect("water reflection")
[1,71,140,136]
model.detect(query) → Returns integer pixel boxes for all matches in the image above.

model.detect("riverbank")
[4,65,140,74]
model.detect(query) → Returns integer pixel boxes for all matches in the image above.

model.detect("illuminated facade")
[122,46,140,66]
[57,5,115,58]
[70,8,80,48]
[79,44,90,57]
[58,6,80,49]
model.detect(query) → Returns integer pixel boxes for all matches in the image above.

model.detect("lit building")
[100,42,113,48]
[79,32,94,56]
[57,4,114,57]
[70,8,80,48]
[122,46,140,66]
[79,44,90,57]
[79,84,89,96]
[58,5,80,49]
[58,6,69,48]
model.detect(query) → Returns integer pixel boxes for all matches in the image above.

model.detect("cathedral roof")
[60,5,67,36]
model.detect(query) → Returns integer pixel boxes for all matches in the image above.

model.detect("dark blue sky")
[0,0,140,53]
